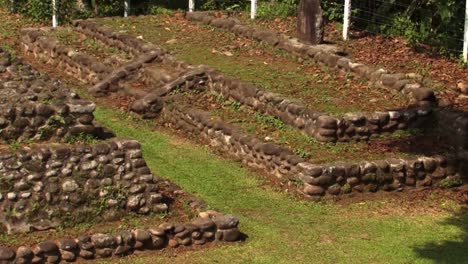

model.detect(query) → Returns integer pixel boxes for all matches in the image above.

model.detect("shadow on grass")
[413,211,468,264]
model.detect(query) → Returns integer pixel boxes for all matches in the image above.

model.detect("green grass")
[1,8,466,263]
[0,8,38,53]
[177,90,413,163]
[49,27,132,67]
[97,15,408,115]
[94,106,467,264]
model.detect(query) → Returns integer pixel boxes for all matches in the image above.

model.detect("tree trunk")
[297,0,324,45]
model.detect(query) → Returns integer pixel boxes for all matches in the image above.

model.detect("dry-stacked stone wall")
[19,27,202,123]
[73,19,192,72]
[0,139,168,234]
[163,103,467,197]
[16,21,467,196]
[20,28,111,84]
[66,20,432,142]
[90,51,161,97]
[0,212,240,263]
[185,11,437,107]
[1,44,243,263]
[204,69,431,142]
[0,48,104,143]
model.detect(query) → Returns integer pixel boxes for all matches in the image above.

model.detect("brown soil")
[22,58,468,220]
[49,27,131,69]
[331,186,468,210]
[98,13,410,114]
[230,12,468,110]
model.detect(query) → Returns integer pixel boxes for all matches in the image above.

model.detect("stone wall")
[0,212,240,263]
[0,44,243,262]
[17,21,468,195]
[185,12,437,107]
[59,21,433,143]
[204,69,431,142]
[163,103,467,197]
[20,28,112,84]
[73,19,191,71]
[0,48,104,143]
[0,139,168,233]
[90,51,161,97]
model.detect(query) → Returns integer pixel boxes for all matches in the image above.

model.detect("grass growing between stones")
[94,106,468,264]
[49,28,132,68]
[1,8,466,264]
[175,90,417,163]
[97,15,408,115]
[0,9,38,55]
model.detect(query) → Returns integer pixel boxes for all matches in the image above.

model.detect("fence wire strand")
[346,1,465,54]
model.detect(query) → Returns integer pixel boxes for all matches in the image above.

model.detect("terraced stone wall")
[20,28,111,84]
[0,139,168,233]
[185,12,437,107]
[182,12,468,149]
[163,104,467,197]
[22,23,433,143]
[0,48,104,142]
[204,69,431,142]
[0,213,240,263]
[73,19,192,71]
[18,21,468,198]
[0,47,243,263]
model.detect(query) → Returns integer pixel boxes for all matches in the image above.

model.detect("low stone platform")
[0,212,240,263]
[0,47,243,263]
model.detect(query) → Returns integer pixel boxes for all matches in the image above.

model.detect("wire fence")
[6,0,468,61]
[245,0,467,61]
[341,0,468,61]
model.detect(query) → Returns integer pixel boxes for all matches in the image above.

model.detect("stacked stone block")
[205,70,431,142]
[0,213,240,263]
[0,139,168,233]
[164,104,466,197]
[26,21,432,143]
[185,11,437,107]
[0,48,103,142]
[20,28,111,84]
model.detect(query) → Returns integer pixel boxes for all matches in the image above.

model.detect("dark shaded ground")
[413,210,468,264]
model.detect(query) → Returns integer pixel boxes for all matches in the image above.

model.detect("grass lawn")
[97,14,408,115]
[93,106,468,264]
[1,8,467,264]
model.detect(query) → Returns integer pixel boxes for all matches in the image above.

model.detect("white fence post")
[251,0,257,19]
[343,0,351,40]
[463,0,468,62]
[52,0,57,28]
[124,0,129,17]
[189,0,195,12]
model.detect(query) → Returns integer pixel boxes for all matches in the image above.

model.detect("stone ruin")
[0,48,242,263]
[19,17,467,200]
[4,10,467,260]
